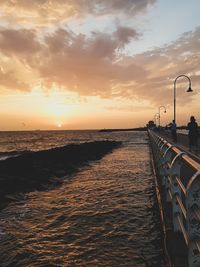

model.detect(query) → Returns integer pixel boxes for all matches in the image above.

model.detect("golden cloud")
[0,17,199,106]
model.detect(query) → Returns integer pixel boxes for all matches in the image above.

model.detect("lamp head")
[187,86,193,92]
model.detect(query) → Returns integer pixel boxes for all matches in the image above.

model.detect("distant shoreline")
[99,127,147,132]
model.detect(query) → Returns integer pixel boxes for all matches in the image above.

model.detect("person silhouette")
[171,120,177,143]
[187,116,199,151]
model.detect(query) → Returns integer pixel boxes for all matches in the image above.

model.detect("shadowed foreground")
[0,141,121,209]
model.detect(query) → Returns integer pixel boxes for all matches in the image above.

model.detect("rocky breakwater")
[0,141,121,209]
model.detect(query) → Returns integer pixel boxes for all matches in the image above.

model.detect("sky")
[0,0,200,130]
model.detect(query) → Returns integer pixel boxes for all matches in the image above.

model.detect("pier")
[149,130,200,267]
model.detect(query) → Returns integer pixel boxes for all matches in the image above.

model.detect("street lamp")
[158,105,167,127]
[154,113,159,126]
[173,75,193,123]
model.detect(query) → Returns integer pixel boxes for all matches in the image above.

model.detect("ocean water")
[0,130,166,266]
[0,130,132,159]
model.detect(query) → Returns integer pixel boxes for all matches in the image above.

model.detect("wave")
[0,141,121,210]
[0,150,30,160]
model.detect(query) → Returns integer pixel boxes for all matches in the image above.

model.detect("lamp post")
[154,113,159,126]
[158,105,167,127]
[173,75,192,123]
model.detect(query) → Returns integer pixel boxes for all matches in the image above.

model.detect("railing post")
[162,146,175,202]
[170,152,185,232]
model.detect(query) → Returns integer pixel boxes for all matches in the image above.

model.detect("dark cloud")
[95,0,157,15]
[0,29,41,55]
[114,26,140,47]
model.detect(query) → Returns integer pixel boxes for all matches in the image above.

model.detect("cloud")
[98,0,157,15]
[126,27,200,105]
[37,26,144,96]
[0,0,157,25]
[114,26,140,47]
[0,67,30,91]
[36,26,199,105]
[0,17,199,108]
[106,105,154,113]
[0,24,142,94]
[0,28,41,55]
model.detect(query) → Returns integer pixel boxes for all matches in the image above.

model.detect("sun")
[57,123,62,128]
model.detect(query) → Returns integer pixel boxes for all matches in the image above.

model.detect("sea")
[0,130,166,267]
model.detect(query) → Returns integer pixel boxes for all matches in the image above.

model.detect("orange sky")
[0,0,200,130]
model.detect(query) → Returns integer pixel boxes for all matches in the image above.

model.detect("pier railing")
[149,130,200,267]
